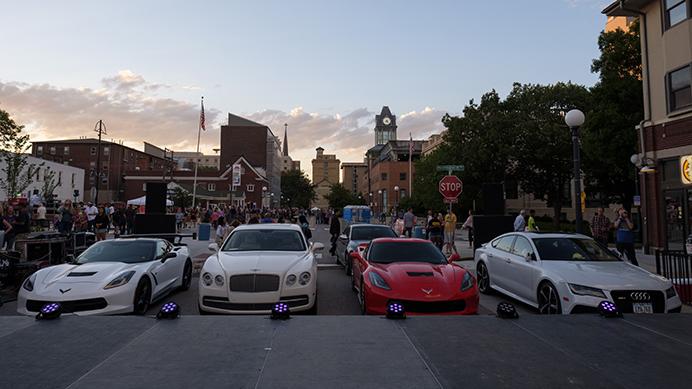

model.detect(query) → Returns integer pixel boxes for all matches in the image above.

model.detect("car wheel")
[179,259,192,291]
[133,277,151,315]
[476,262,492,295]
[345,252,352,276]
[537,282,562,314]
[359,279,367,315]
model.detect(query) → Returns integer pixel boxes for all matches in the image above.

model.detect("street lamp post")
[565,109,585,234]
[377,189,383,216]
[262,186,268,209]
[394,185,400,216]
[630,154,656,254]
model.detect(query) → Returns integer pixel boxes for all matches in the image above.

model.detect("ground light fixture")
[271,302,291,320]
[598,301,622,318]
[36,302,62,320]
[157,301,180,319]
[386,302,406,320]
[496,302,519,319]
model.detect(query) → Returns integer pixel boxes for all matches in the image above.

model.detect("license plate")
[632,302,653,314]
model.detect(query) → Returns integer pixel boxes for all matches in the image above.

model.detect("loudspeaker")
[473,215,514,250]
[134,214,176,235]
[482,183,505,215]
[145,182,167,215]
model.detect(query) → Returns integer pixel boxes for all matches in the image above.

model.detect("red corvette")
[351,238,479,315]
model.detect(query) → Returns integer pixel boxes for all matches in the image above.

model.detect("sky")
[0,0,613,179]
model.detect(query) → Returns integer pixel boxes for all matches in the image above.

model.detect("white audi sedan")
[17,238,192,316]
[198,224,321,314]
[474,232,682,314]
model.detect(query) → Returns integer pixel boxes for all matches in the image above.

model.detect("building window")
[668,65,692,112]
[49,146,56,155]
[90,147,96,156]
[36,145,43,154]
[64,146,70,155]
[90,161,96,167]
[58,171,62,186]
[400,189,407,199]
[103,146,110,156]
[665,0,688,29]
[247,184,255,192]
[207,183,216,191]
[399,172,407,181]
[381,173,388,181]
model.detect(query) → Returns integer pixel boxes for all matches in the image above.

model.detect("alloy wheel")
[538,283,561,314]
[477,262,490,294]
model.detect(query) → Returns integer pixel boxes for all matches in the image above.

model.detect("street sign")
[439,175,463,199]
[437,165,465,172]
[633,195,641,207]
[443,198,458,204]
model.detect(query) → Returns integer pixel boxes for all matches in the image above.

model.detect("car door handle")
[505,258,512,263]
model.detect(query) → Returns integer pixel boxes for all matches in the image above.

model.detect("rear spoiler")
[119,233,196,245]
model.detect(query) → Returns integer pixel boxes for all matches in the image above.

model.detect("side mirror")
[525,252,536,262]
[208,243,219,252]
[448,252,461,263]
[312,242,324,251]
[339,234,348,240]
[161,252,177,263]
[65,254,75,264]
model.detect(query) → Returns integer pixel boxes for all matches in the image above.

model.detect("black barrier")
[473,215,514,250]
[655,250,692,305]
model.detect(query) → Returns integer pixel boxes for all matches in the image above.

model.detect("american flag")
[199,97,206,131]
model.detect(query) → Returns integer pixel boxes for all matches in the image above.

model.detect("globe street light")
[394,185,400,215]
[565,109,585,234]
[378,189,383,215]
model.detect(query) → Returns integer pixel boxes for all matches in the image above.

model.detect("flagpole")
[408,132,413,196]
[192,96,203,208]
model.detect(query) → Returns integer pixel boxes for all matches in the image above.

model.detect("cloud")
[0,71,449,180]
[0,71,220,154]
[563,0,612,8]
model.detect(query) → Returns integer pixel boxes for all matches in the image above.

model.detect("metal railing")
[655,250,692,305]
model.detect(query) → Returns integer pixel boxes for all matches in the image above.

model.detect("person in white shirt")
[86,202,98,232]
[36,202,47,229]
[513,209,526,232]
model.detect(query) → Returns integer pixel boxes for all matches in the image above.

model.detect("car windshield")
[222,229,306,252]
[351,226,397,241]
[77,240,156,264]
[368,241,447,264]
[532,238,620,261]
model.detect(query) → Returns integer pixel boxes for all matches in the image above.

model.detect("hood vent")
[67,272,97,277]
[407,272,433,277]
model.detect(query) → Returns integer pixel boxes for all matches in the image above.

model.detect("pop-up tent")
[126,196,173,206]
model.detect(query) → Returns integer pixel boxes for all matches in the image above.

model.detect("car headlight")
[368,271,391,290]
[666,286,677,299]
[286,274,297,286]
[202,272,213,286]
[104,271,136,290]
[214,275,225,286]
[299,272,311,285]
[22,273,36,292]
[568,283,606,299]
[461,271,474,291]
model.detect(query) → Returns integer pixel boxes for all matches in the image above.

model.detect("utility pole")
[94,120,107,205]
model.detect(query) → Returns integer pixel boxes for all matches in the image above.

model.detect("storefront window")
[664,190,686,250]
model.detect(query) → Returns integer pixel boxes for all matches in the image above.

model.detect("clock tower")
[374,106,397,145]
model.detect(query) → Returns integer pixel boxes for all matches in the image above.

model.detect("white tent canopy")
[126,196,173,206]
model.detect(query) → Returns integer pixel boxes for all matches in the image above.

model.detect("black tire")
[537,282,562,314]
[476,262,492,295]
[359,279,367,315]
[345,251,352,276]
[179,259,192,291]
[133,277,151,315]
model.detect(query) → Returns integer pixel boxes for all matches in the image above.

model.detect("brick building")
[31,139,169,203]
[367,140,424,214]
[311,147,340,209]
[341,162,367,195]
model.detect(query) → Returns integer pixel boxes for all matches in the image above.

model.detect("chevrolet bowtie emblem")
[421,288,433,295]
[59,288,71,294]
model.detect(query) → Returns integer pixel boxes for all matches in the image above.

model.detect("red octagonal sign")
[439,175,463,199]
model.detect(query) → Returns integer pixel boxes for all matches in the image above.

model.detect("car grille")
[610,290,665,313]
[229,274,280,292]
[202,295,309,311]
[26,298,108,313]
[396,299,466,313]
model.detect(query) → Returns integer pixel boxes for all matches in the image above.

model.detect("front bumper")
[557,284,683,314]
[17,286,136,316]
[364,286,479,316]
[198,279,316,314]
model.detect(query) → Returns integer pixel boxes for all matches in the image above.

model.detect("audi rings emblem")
[630,292,651,301]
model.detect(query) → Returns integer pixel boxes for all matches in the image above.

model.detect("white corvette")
[474,232,683,314]
[17,238,192,316]
[198,224,321,314]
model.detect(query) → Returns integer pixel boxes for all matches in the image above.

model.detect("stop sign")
[439,175,463,199]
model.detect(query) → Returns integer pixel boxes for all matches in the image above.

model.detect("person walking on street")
[94,206,110,241]
[427,213,443,250]
[462,210,474,248]
[403,208,416,238]
[526,209,539,232]
[329,212,341,256]
[85,202,98,232]
[514,210,526,232]
[614,208,638,266]
[590,207,611,246]
[443,210,457,253]
[36,202,47,229]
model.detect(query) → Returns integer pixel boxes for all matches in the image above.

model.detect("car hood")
[370,262,464,299]
[36,262,142,287]
[216,251,311,275]
[540,261,671,290]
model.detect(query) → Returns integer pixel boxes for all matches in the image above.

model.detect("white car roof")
[233,223,303,232]
[500,232,592,240]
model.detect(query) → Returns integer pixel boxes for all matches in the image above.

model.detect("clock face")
[382,117,391,125]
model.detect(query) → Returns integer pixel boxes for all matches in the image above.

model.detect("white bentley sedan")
[17,238,192,316]
[474,232,683,314]
[198,224,321,314]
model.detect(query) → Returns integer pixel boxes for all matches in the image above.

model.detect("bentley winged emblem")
[421,288,433,295]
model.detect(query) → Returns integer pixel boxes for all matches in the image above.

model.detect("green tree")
[0,108,42,198]
[324,183,361,210]
[581,21,642,209]
[280,170,316,209]
[171,186,192,208]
